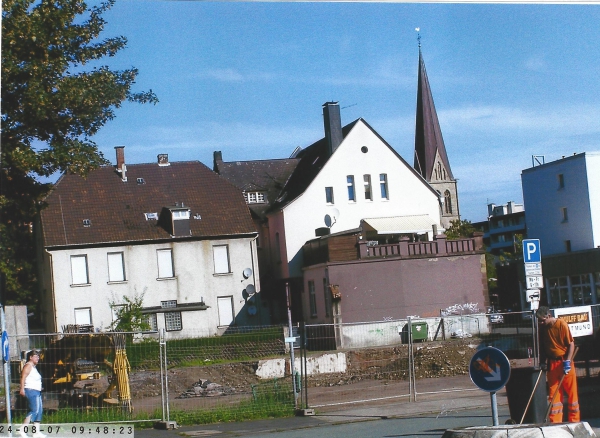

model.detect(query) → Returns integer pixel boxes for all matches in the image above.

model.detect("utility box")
[400,321,428,343]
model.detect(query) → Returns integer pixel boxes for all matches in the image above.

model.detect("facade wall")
[522,153,596,255]
[303,253,488,323]
[281,121,441,278]
[44,237,262,338]
[585,153,600,248]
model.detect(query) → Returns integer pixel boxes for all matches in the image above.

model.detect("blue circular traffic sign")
[2,331,9,362]
[469,347,511,392]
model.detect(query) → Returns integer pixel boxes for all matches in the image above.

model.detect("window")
[379,174,388,199]
[146,314,158,331]
[571,274,592,305]
[74,307,92,325]
[565,240,572,252]
[82,219,91,227]
[325,187,334,204]
[561,207,568,222]
[244,192,266,204]
[217,296,234,326]
[323,278,330,317]
[162,300,182,331]
[549,277,570,307]
[347,176,355,201]
[70,255,89,285]
[308,280,317,317]
[107,252,126,282]
[157,249,174,278]
[172,210,190,220]
[444,190,453,214]
[111,304,127,324]
[164,312,182,331]
[594,272,600,303]
[213,245,230,274]
[558,174,565,189]
[363,175,372,200]
[145,212,159,220]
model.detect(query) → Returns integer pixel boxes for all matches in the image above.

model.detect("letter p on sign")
[523,239,541,263]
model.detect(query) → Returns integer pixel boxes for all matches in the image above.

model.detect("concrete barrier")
[256,353,346,379]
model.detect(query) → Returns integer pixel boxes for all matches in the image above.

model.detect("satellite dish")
[324,208,341,228]
[245,284,256,295]
[242,268,253,279]
[247,305,257,316]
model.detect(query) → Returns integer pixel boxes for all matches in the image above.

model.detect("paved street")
[136,385,600,438]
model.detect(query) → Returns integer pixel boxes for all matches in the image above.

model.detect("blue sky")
[87,2,600,222]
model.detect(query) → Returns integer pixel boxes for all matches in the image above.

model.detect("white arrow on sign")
[476,358,502,381]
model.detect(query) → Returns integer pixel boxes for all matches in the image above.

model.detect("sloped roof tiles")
[40,161,256,248]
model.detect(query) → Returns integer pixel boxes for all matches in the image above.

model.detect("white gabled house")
[36,149,263,338]
[267,103,444,280]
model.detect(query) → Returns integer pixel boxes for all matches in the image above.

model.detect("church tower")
[414,47,460,229]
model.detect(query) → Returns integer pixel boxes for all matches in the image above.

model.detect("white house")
[36,149,263,338]
[522,152,600,256]
[267,103,444,280]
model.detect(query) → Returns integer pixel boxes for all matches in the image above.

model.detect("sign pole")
[490,391,498,426]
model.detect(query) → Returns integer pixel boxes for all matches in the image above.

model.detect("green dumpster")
[401,321,428,343]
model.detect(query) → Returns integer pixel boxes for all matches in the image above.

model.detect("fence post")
[1,306,12,425]
[154,329,177,430]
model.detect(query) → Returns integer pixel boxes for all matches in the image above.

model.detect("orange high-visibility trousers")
[547,359,580,423]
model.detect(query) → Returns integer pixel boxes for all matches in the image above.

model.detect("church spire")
[413,43,460,227]
[414,48,454,181]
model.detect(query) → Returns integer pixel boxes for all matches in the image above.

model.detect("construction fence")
[2,307,599,425]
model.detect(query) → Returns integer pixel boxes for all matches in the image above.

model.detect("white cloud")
[439,104,600,135]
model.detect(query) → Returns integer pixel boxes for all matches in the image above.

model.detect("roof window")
[82,219,91,227]
[137,177,146,184]
[145,212,159,220]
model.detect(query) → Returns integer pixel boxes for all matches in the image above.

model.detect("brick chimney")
[323,102,342,157]
[115,146,125,172]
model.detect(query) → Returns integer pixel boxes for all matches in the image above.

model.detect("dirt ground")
[129,339,478,398]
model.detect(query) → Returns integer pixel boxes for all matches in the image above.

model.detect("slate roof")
[215,157,299,219]
[40,161,257,249]
[271,118,438,211]
[414,49,454,181]
[270,120,359,211]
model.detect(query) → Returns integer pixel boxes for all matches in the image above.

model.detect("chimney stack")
[115,146,125,172]
[213,151,223,173]
[158,154,170,166]
[323,102,343,157]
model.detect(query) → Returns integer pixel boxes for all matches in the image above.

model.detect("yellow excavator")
[37,330,132,412]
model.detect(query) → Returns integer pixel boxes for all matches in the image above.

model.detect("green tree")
[1,0,157,314]
[444,219,475,239]
[108,294,151,332]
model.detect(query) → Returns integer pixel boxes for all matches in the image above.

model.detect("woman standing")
[19,349,45,438]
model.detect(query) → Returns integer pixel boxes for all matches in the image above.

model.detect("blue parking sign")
[523,239,541,263]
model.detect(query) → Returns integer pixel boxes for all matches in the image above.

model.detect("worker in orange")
[536,306,580,423]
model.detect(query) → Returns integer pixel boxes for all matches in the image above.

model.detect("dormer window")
[172,210,190,220]
[244,192,266,204]
[158,205,191,237]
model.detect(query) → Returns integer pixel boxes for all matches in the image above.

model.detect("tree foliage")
[1,0,157,314]
[108,294,151,332]
[444,219,475,240]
